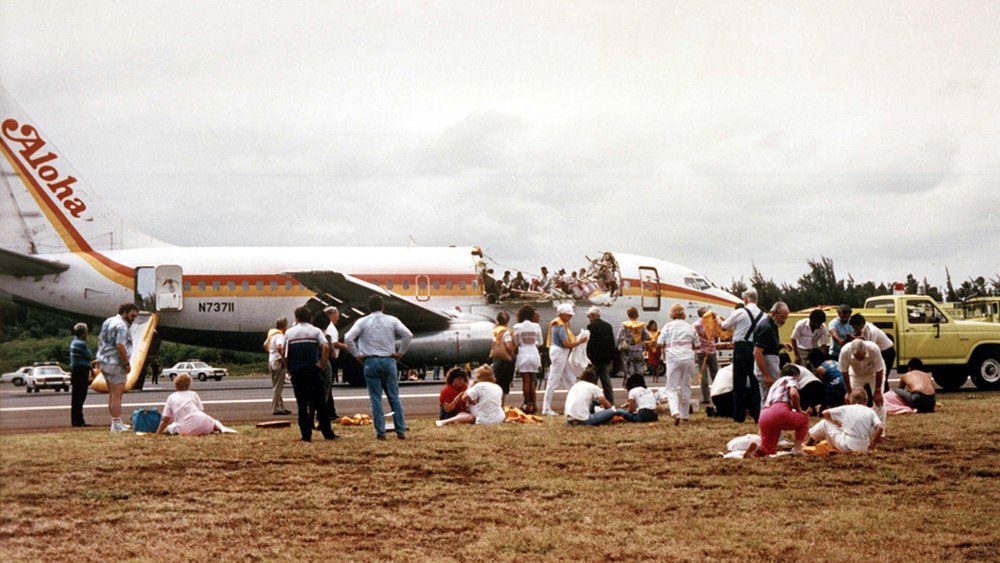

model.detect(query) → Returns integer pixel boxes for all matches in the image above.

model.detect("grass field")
[2,393,999,562]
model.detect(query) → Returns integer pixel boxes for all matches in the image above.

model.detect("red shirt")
[439,384,468,413]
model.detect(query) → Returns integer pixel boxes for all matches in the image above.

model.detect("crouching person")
[565,367,629,426]
[156,373,236,435]
[745,364,810,458]
[624,374,659,423]
[806,390,883,453]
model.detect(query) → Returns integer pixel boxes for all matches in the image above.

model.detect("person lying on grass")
[624,373,659,423]
[435,365,505,426]
[743,363,809,458]
[565,367,630,426]
[804,390,883,454]
[438,367,470,420]
[155,373,237,436]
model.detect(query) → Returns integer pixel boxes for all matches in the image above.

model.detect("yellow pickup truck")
[949,297,1000,324]
[780,294,1000,391]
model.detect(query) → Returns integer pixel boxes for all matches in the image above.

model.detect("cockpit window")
[684,276,712,291]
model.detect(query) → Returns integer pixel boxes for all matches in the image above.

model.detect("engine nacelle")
[401,319,495,366]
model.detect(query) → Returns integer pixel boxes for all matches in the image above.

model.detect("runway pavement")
[0,372,951,433]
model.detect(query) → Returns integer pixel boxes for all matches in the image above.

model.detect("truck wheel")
[197,373,207,382]
[969,349,1000,390]
[932,367,967,392]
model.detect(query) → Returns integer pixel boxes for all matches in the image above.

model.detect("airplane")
[0,89,741,389]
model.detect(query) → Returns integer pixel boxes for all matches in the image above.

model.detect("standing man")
[489,311,516,406]
[790,309,829,369]
[584,306,616,403]
[721,289,764,423]
[541,304,589,416]
[266,317,291,415]
[323,306,346,419]
[828,304,855,359]
[97,303,138,432]
[69,322,93,427]
[285,306,337,442]
[693,307,719,407]
[838,337,887,431]
[753,301,790,406]
[850,313,896,391]
[344,295,413,440]
[150,357,161,386]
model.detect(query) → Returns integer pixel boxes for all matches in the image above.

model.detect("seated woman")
[438,367,470,420]
[624,374,659,423]
[435,365,506,426]
[156,373,236,436]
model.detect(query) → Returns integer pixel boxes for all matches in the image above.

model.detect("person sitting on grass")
[805,390,883,453]
[896,358,936,413]
[564,367,630,426]
[744,364,809,458]
[435,365,506,426]
[438,367,470,420]
[155,373,237,436]
[624,373,659,423]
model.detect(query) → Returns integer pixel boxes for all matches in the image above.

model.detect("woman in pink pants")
[746,364,809,457]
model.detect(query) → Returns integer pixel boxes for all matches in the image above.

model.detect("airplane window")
[460,281,466,290]
[242,281,249,291]
[419,280,427,290]
[270,281,277,291]
[472,280,478,289]
[183,281,191,292]
[386,280,394,290]
[446,280,453,290]
[198,281,205,291]
[227,281,235,291]
[433,280,440,290]
[402,281,410,290]
[285,281,293,291]
[255,281,263,291]
[623,280,631,290]
[213,281,220,291]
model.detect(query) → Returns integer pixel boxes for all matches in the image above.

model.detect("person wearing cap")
[617,307,651,391]
[541,303,589,416]
[657,303,698,424]
[585,306,616,403]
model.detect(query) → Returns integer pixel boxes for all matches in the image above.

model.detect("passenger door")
[639,266,661,312]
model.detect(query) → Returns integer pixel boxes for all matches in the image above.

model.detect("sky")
[2,0,998,290]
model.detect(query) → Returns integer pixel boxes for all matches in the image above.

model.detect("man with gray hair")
[69,322,94,427]
[585,305,616,402]
[754,301,790,403]
[721,288,764,422]
[265,317,290,415]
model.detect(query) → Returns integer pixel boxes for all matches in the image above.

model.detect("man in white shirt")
[720,289,765,423]
[850,313,895,391]
[790,309,829,368]
[265,317,290,415]
[806,391,883,453]
[323,306,347,418]
[839,338,887,431]
[564,368,628,426]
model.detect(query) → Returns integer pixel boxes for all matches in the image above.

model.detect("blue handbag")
[131,407,162,433]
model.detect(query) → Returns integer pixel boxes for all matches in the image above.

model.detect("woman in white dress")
[435,365,506,426]
[513,304,543,414]
[155,373,236,435]
[657,303,698,425]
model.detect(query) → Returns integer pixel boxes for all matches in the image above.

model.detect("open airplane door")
[90,312,159,393]
[639,266,661,312]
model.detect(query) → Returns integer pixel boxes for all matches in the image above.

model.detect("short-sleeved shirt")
[753,316,781,356]
[692,318,716,354]
[628,386,656,411]
[819,359,844,387]
[829,317,855,356]
[325,324,340,359]
[550,324,570,349]
[163,390,215,436]
[564,381,604,421]
[97,315,131,366]
[69,337,93,369]
[827,404,881,441]
[267,332,285,364]
[838,340,885,382]
[439,384,468,414]
[859,322,893,351]
[284,322,326,372]
[465,382,505,424]
[791,319,829,351]
[763,375,799,408]
[721,304,763,342]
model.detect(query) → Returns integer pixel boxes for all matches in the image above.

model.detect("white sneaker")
[109,421,129,432]
[435,420,445,427]
[541,409,559,416]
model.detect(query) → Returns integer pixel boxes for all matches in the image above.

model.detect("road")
[0,372,970,433]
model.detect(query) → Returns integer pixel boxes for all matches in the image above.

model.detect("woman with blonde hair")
[657,303,698,424]
[435,365,506,426]
[156,373,236,435]
[617,306,650,386]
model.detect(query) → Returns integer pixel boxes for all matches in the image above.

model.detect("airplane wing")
[284,270,453,332]
[0,248,69,277]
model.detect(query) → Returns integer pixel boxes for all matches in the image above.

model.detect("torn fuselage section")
[476,251,622,307]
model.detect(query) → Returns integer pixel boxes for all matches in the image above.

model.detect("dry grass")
[2,393,999,562]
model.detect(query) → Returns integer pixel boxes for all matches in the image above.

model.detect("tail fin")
[0,87,167,255]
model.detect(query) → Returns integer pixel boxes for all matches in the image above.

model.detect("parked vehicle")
[25,364,72,393]
[780,294,1000,391]
[161,360,227,382]
[1,366,33,386]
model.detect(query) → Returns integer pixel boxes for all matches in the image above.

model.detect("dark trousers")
[592,361,615,403]
[731,342,761,423]
[70,364,90,426]
[290,365,335,441]
[881,347,896,391]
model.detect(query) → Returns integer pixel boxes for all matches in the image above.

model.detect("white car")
[25,365,72,393]
[162,360,227,382]
[1,366,33,386]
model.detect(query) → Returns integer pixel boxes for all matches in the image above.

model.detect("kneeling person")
[565,368,629,426]
[897,358,936,413]
[806,390,883,453]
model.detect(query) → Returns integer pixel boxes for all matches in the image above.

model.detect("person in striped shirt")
[285,306,337,442]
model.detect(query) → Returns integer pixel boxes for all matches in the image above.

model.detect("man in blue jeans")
[564,368,630,426]
[344,295,413,440]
